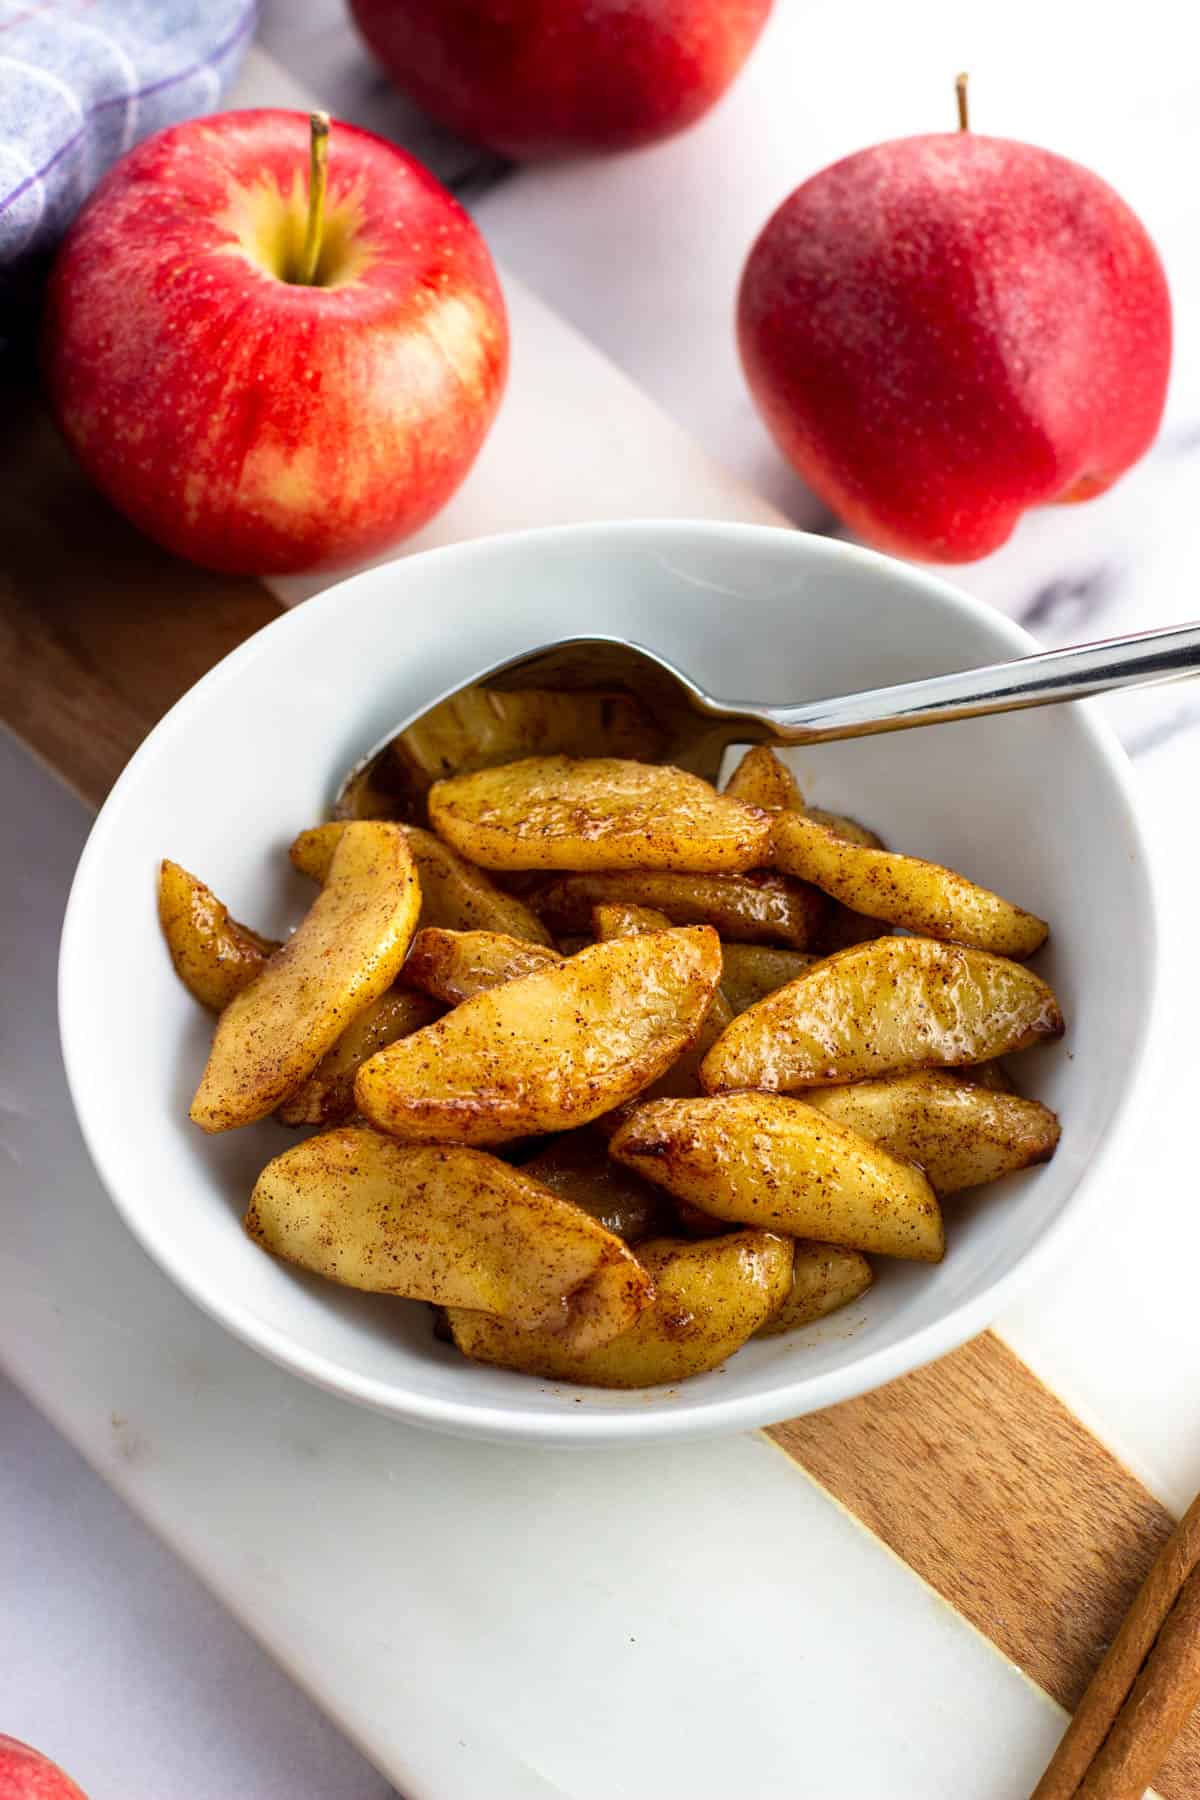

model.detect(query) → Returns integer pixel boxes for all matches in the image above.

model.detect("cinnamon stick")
[1077,1566,1200,1798]
[1032,1491,1200,1800]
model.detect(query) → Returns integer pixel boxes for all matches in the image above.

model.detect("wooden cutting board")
[5,376,1192,1795]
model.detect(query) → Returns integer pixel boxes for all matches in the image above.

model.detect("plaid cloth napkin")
[0,0,256,341]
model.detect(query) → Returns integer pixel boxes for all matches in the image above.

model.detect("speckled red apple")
[349,0,774,159]
[738,91,1172,562]
[0,1735,89,1800]
[44,110,508,576]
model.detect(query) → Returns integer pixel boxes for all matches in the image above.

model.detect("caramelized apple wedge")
[355,925,723,1145]
[288,822,349,883]
[719,944,815,1015]
[723,744,805,811]
[518,1131,669,1242]
[772,808,1049,958]
[290,821,553,944]
[956,1060,1016,1093]
[591,902,675,939]
[276,988,442,1127]
[336,686,664,821]
[804,1070,1060,1194]
[701,937,1064,1092]
[448,1231,793,1386]
[723,746,884,849]
[804,807,884,850]
[401,927,561,1005]
[611,1093,944,1261]
[755,1242,874,1337]
[533,868,825,948]
[428,755,773,872]
[246,1128,652,1353]
[722,747,889,948]
[590,909,736,1120]
[158,859,277,1011]
[191,822,420,1132]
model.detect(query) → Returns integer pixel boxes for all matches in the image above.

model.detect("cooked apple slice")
[723,744,805,810]
[581,898,733,1116]
[813,904,893,955]
[804,807,884,849]
[290,821,553,944]
[772,809,1048,959]
[336,686,665,821]
[289,822,350,883]
[701,937,1064,1092]
[402,927,561,1005]
[398,686,663,781]
[533,868,825,948]
[956,1060,1016,1093]
[518,1131,668,1241]
[723,748,885,849]
[611,1093,944,1261]
[428,756,773,872]
[591,902,675,939]
[276,988,441,1127]
[355,924,722,1145]
[190,821,420,1132]
[719,944,815,1015]
[670,1196,737,1238]
[448,1231,793,1387]
[804,1071,1060,1194]
[246,1128,651,1353]
[800,808,892,952]
[722,748,888,947]
[755,1241,874,1337]
[158,859,278,1011]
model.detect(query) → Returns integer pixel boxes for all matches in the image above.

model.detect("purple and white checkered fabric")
[0,0,255,310]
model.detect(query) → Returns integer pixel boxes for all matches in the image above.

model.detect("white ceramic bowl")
[59,521,1157,1446]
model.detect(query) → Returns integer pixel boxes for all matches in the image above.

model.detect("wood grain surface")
[3,385,1189,1794]
[774,1335,1197,1797]
[0,379,278,805]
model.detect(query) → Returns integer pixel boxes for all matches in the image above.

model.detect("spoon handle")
[764,619,1200,744]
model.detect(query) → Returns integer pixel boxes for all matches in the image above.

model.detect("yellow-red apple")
[0,1735,88,1800]
[349,0,774,159]
[44,110,508,575]
[738,89,1171,562]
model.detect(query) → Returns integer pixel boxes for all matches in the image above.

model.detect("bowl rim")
[58,518,1161,1446]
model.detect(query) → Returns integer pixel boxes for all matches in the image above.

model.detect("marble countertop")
[5,6,1200,1796]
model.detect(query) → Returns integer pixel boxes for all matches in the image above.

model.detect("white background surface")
[0,1377,394,1800]
[5,4,1200,1795]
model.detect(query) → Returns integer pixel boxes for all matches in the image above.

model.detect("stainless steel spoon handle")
[759,619,1200,744]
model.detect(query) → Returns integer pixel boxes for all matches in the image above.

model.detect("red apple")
[0,1735,88,1799]
[349,0,774,160]
[737,98,1171,562]
[43,110,508,576]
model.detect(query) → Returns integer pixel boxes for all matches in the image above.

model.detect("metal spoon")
[335,619,1200,818]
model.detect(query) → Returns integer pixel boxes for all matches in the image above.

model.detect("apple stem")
[955,72,969,131]
[299,111,331,286]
